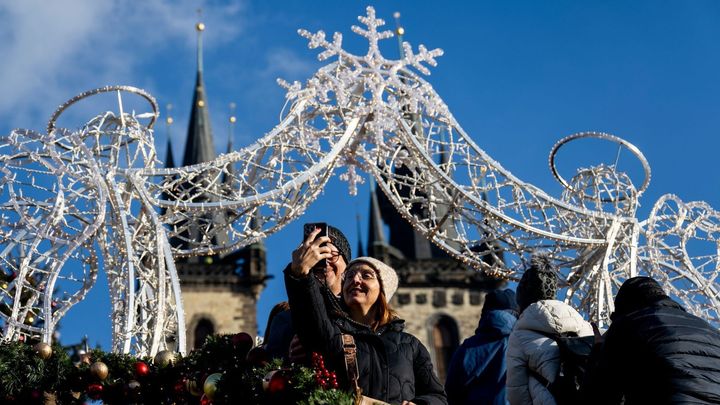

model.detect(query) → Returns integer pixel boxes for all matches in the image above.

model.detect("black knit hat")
[613,276,667,319]
[516,254,558,313]
[328,225,351,265]
[482,289,519,315]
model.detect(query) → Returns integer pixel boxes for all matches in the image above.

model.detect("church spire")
[363,12,449,261]
[356,210,365,257]
[393,12,405,58]
[196,19,204,74]
[182,18,216,166]
[367,178,390,262]
[165,103,176,169]
[223,103,237,183]
[368,178,386,247]
[227,102,236,155]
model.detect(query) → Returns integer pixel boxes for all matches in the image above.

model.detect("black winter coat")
[582,298,720,404]
[285,269,448,405]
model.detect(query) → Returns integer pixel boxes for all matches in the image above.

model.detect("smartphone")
[303,222,328,272]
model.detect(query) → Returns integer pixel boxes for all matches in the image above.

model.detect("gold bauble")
[90,361,109,380]
[397,27,405,36]
[196,22,205,32]
[34,342,52,360]
[154,350,176,368]
[203,373,222,400]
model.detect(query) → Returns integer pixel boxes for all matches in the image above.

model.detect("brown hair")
[370,288,397,331]
[264,301,290,343]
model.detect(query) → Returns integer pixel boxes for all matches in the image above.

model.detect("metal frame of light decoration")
[0,7,717,355]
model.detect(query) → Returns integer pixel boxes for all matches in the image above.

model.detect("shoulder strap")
[527,366,553,388]
[342,334,364,404]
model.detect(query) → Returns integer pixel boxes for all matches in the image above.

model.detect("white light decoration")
[0,7,717,355]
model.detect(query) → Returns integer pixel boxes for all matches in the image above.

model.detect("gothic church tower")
[361,15,505,382]
[167,21,268,350]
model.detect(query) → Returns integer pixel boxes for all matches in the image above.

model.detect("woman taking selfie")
[285,227,447,405]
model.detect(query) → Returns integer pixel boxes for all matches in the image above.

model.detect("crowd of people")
[263,224,720,404]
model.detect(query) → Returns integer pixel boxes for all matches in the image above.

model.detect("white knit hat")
[347,257,399,301]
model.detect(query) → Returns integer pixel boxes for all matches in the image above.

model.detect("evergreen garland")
[0,334,354,405]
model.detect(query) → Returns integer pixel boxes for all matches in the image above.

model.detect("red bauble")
[231,332,253,354]
[246,346,269,367]
[87,383,104,400]
[200,393,212,405]
[134,361,150,377]
[268,372,289,395]
[231,332,252,345]
[231,332,254,360]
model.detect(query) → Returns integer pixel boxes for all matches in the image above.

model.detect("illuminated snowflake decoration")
[278,6,445,194]
[0,7,718,355]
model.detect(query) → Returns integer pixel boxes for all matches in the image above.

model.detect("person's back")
[507,299,592,405]
[583,277,720,404]
[447,310,515,405]
[505,253,592,405]
[445,289,518,405]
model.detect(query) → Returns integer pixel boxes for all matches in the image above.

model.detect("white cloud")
[260,47,318,81]
[0,0,246,132]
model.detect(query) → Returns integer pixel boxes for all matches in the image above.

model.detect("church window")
[432,290,446,307]
[194,318,215,349]
[431,315,459,383]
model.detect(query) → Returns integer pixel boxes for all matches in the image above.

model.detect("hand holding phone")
[290,222,330,276]
[303,223,328,272]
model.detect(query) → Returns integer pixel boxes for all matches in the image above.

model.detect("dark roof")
[165,137,176,169]
[367,178,388,255]
[182,70,216,166]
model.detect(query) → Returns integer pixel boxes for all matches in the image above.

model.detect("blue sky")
[1,0,718,349]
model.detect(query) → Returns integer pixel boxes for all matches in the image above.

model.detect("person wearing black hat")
[506,254,593,405]
[582,276,720,404]
[286,255,448,404]
[265,224,352,362]
[445,289,519,405]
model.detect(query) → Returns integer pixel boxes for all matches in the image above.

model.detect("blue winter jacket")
[445,309,517,405]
